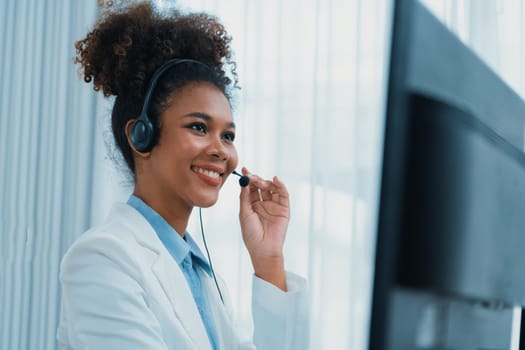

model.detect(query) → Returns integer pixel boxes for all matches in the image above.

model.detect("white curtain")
[0,1,104,349]
[1,1,524,349]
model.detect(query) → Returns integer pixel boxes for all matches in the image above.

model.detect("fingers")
[272,175,290,207]
[240,167,289,207]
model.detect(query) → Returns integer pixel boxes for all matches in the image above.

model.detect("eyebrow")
[182,112,236,129]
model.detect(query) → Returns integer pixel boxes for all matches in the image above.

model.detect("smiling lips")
[191,166,223,186]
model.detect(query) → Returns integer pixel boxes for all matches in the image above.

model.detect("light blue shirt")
[127,195,219,350]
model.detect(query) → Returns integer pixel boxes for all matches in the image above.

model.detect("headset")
[130,58,214,152]
[129,57,250,188]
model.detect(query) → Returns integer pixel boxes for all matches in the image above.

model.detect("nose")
[207,135,228,160]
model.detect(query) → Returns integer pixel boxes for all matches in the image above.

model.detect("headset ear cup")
[130,117,155,152]
[130,59,205,154]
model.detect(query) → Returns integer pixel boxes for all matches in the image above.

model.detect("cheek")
[165,130,200,156]
[154,135,195,170]
[229,146,239,170]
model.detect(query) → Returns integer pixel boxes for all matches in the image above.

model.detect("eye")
[222,131,235,142]
[187,122,207,134]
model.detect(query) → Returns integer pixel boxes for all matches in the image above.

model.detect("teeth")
[195,167,220,178]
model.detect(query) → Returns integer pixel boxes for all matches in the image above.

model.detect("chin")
[198,202,217,209]
[193,194,219,208]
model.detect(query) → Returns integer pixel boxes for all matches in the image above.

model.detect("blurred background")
[1,0,524,349]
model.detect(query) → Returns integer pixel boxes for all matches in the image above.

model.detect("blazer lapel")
[200,272,235,349]
[151,251,212,350]
[117,203,212,350]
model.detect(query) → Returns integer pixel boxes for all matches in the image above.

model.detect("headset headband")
[130,58,214,152]
[140,58,213,117]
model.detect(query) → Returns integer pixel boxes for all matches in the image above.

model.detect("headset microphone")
[232,170,250,187]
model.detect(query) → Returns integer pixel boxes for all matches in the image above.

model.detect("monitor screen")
[369,0,525,349]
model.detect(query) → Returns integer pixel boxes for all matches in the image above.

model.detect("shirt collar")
[127,195,212,276]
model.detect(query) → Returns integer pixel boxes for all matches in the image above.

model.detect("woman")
[57,2,308,349]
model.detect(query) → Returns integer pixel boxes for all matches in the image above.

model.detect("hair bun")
[74,1,236,98]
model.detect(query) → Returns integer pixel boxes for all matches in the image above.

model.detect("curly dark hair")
[74,1,238,175]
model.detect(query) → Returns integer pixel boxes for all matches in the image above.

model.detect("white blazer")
[57,203,309,349]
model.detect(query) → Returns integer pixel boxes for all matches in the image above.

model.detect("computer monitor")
[369,0,525,349]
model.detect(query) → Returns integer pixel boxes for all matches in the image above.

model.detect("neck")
[132,185,192,237]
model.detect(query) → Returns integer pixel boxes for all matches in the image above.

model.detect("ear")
[125,119,151,158]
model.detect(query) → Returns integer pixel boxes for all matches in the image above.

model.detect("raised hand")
[238,167,290,291]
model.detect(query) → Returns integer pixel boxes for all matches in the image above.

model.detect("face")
[135,82,238,210]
